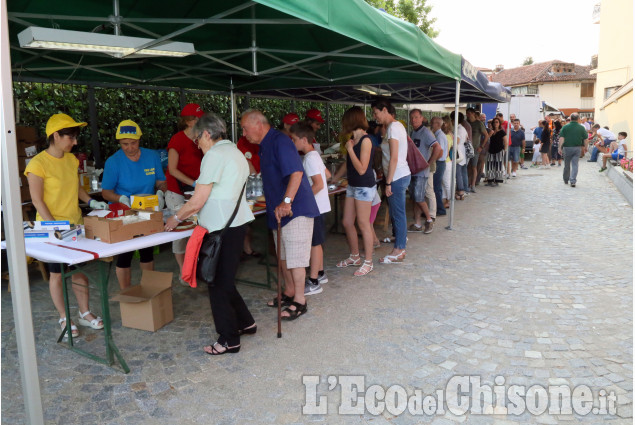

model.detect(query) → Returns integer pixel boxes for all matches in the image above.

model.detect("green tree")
[364,0,439,38]
[523,56,534,66]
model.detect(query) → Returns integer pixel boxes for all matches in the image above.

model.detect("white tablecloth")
[3,230,193,265]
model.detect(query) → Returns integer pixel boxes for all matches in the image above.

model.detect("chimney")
[495,64,504,72]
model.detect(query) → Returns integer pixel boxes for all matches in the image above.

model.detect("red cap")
[181,103,204,118]
[283,113,300,125]
[306,108,325,123]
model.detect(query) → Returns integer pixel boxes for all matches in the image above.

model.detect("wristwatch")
[283,196,293,204]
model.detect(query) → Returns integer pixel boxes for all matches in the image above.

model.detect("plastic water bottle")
[247,175,255,200]
[255,174,263,197]
[90,173,99,192]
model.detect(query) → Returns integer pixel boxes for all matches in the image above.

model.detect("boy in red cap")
[281,113,300,138]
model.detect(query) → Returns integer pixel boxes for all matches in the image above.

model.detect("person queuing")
[430,116,448,214]
[101,120,166,289]
[550,121,563,167]
[25,114,106,338]
[484,117,507,186]
[241,109,319,321]
[289,122,331,291]
[466,108,489,192]
[441,115,454,210]
[304,109,325,154]
[280,113,300,138]
[165,113,256,355]
[408,109,441,233]
[332,106,376,276]
[165,103,204,285]
[372,98,410,264]
[539,120,552,169]
[452,112,469,200]
[508,119,524,177]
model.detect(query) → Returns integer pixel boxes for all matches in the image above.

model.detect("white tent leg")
[447,79,460,230]
[0,0,44,422]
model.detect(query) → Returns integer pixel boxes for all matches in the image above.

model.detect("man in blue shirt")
[241,109,319,321]
[508,119,525,177]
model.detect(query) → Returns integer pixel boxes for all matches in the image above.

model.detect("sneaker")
[304,281,323,296]
[599,167,607,172]
[520,165,528,169]
[423,220,433,234]
[570,183,576,188]
[511,172,516,177]
[408,223,423,232]
[317,272,328,285]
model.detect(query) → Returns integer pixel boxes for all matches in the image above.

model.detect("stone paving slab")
[1,161,632,424]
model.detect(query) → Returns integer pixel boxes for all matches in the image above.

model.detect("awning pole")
[0,0,44,422]
[447,79,460,230]
[230,77,236,143]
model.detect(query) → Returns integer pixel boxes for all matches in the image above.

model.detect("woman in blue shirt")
[101,120,166,289]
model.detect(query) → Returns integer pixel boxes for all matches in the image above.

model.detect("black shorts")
[311,214,326,247]
[116,247,154,268]
[45,263,76,274]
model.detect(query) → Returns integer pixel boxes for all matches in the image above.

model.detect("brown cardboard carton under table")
[110,270,174,332]
[83,209,164,243]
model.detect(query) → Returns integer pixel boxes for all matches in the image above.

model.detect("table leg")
[235,215,277,289]
[56,262,129,373]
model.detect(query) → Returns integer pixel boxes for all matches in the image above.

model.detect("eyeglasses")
[194,132,203,144]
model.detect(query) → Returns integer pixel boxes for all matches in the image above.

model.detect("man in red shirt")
[237,136,261,175]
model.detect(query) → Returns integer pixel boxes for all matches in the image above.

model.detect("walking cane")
[276,220,282,338]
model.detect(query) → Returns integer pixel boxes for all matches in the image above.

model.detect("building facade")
[490,60,596,118]
[592,0,633,148]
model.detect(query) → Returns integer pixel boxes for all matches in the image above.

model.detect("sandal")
[379,251,406,264]
[78,311,104,330]
[373,241,381,248]
[204,342,240,355]
[336,254,361,268]
[267,293,293,308]
[281,301,307,321]
[59,317,79,338]
[381,237,395,243]
[238,324,257,336]
[354,260,374,277]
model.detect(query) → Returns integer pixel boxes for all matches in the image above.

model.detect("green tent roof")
[8,0,462,101]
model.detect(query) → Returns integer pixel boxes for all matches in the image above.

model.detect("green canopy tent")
[2,1,506,421]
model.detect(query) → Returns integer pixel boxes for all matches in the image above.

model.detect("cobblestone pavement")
[2,160,632,424]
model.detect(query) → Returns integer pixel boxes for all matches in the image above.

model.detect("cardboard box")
[24,226,82,242]
[110,270,174,332]
[83,209,164,243]
[130,194,159,211]
[18,156,33,172]
[17,141,38,158]
[16,126,38,143]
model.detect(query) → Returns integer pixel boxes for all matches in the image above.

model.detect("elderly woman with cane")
[165,112,255,355]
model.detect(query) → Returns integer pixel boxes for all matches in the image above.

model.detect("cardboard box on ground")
[110,270,174,331]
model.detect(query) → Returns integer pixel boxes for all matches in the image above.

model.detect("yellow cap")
[45,114,87,138]
[116,120,142,140]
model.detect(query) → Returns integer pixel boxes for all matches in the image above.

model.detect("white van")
[498,95,544,153]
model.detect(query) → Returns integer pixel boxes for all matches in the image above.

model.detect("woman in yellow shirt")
[25,114,106,338]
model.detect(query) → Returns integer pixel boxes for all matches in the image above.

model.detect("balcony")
[592,3,601,24]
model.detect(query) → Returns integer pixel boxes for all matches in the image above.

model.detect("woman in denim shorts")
[336,106,377,276]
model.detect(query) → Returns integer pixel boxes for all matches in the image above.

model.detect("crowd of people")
[26,99,629,354]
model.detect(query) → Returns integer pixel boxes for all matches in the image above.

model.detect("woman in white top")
[165,113,255,356]
[371,99,411,264]
[452,112,469,200]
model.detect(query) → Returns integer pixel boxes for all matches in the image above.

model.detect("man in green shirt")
[558,113,588,187]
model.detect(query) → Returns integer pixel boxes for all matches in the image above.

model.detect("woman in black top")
[540,120,552,168]
[485,117,507,186]
[550,120,562,166]
[336,106,376,277]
